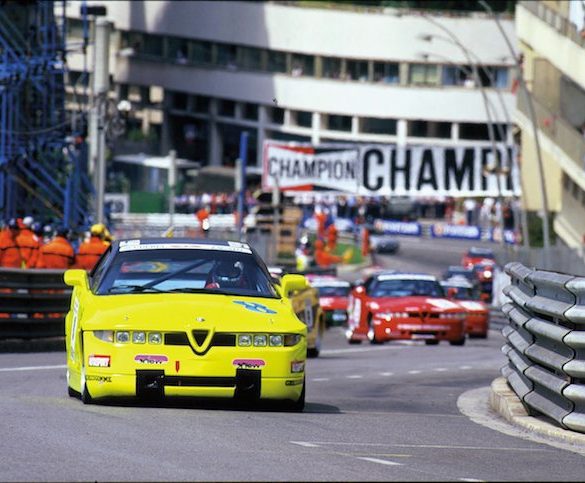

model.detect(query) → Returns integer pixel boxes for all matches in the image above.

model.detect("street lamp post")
[478,0,551,265]
[419,17,507,247]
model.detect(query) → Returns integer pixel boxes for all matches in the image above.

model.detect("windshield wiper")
[107,284,168,294]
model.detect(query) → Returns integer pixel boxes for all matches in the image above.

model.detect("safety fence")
[0,268,71,340]
[501,262,585,433]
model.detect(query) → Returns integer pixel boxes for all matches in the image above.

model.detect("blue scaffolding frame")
[0,0,93,228]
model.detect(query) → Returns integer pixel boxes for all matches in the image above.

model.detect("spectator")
[75,224,110,271]
[35,226,75,269]
[196,205,210,238]
[16,216,40,268]
[0,219,23,268]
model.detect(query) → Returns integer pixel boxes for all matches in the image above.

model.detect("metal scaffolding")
[0,0,92,227]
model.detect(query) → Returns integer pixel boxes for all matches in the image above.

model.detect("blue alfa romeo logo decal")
[233,301,277,314]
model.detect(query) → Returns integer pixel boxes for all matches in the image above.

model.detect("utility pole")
[236,131,249,241]
[89,17,111,224]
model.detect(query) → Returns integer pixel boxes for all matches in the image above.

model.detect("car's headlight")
[116,331,130,343]
[94,330,114,342]
[254,335,267,347]
[238,334,252,347]
[148,332,162,344]
[269,335,283,347]
[132,331,146,344]
[284,334,302,347]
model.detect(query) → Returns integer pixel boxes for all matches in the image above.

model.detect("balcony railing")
[517,87,585,171]
[520,1,585,48]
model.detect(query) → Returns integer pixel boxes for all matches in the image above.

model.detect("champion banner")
[262,141,521,197]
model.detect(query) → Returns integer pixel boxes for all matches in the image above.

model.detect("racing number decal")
[233,301,277,314]
[70,297,80,362]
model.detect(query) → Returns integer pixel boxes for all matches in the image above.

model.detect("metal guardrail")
[0,268,71,340]
[501,262,585,432]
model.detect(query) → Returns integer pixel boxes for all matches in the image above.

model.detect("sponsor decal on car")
[285,379,304,386]
[119,242,252,254]
[86,375,112,383]
[88,354,111,367]
[232,359,266,369]
[134,354,168,365]
[397,324,450,331]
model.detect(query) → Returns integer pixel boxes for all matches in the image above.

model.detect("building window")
[267,51,287,73]
[459,122,507,141]
[481,66,510,88]
[373,62,399,83]
[409,63,439,86]
[346,60,369,81]
[242,102,259,120]
[218,99,236,117]
[239,46,263,71]
[217,43,238,69]
[121,31,143,54]
[142,34,164,58]
[293,110,312,128]
[327,114,352,132]
[572,178,580,199]
[190,40,212,64]
[291,53,314,77]
[269,107,284,124]
[322,57,342,79]
[168,38,188,64]
[67,18,85,40]
[361,117,397,135]
[172,92,188,110]
[442,65,475,87]
[408,120,451,138]
[193,95,209,113]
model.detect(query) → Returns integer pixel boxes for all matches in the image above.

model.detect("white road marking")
[459,478,484,482]
[460,365,472,370]
[434,368,448,372]
[0,364,66,373]
[321,346,405,355]
[357,457,403,466]
[408,370,421,374]
[290,441,320,448]
[312,378,330,382]
[292,441,552,452]
[347,375,363,379]
[380,372,394,376]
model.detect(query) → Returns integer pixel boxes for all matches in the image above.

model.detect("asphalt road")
[0,237,583,481]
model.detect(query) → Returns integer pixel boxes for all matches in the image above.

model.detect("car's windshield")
[468,248,494,259]
[445,285,475,300]
[316,286,350,297]
[96,248,278,298]
[369,279,444,298]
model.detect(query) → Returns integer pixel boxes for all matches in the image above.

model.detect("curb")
[337,260,372,275]
[489,377,585,446]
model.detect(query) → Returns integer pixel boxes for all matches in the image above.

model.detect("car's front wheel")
[289,378,305,412]
[449,337,466,346]
[80,365,93,404]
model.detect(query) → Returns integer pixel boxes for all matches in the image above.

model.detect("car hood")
[319,296,349,310]
[457,300,488,313]
[79,293,306,333]
[367,296,462,312]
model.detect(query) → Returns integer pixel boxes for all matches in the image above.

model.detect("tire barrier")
[502,262,585,433]
[0,268,70,340]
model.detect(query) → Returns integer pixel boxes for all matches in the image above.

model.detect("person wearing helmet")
[35,225,75,269]
[16,215,41,268]
[314,238,346,268]
[75,223,109,271]
[205,260,246,289]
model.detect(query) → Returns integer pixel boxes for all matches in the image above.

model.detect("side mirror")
[64,269,89,290]
[281,274,308,297]
[447,287,457,299]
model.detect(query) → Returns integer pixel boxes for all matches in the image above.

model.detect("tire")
[450,337,466,346]
[289,378,305,412]
[66,370,80,398]
[424,339,440,345]
[80,366,93,405]
[307,327,322,358]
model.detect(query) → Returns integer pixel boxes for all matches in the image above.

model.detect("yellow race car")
[64,238,308,410]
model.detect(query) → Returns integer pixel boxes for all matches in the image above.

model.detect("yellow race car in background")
[64,238,308,410]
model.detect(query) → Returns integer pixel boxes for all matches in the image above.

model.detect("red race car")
[306,275,350,327]
[461,246,496,269]
[441,277,489,339]
[346,272,466,346]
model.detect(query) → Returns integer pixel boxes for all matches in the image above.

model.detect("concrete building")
[515,0,585,252]
[64,2,516,161]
